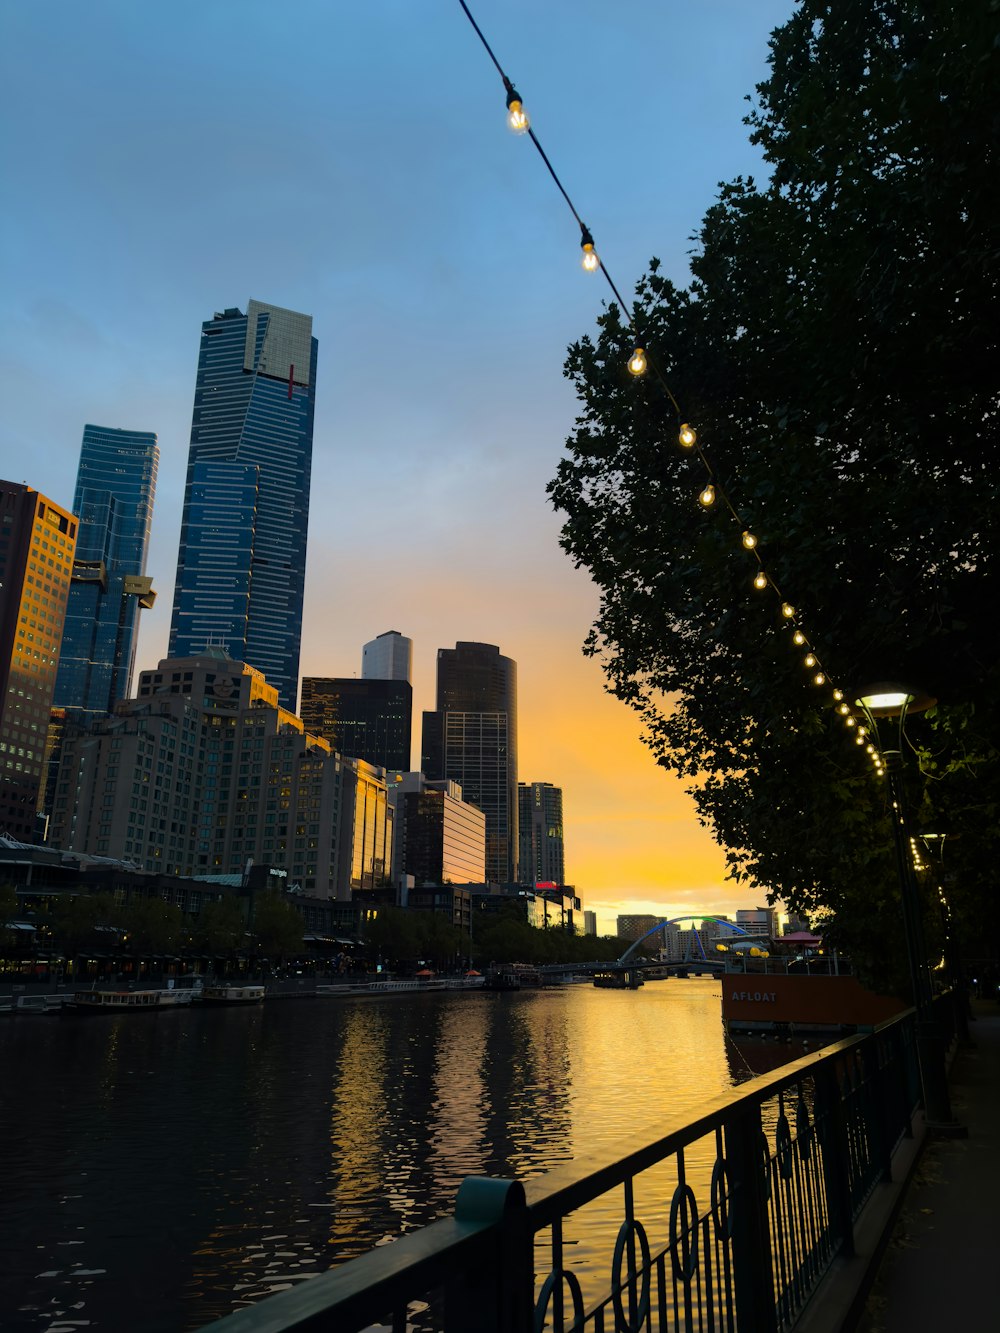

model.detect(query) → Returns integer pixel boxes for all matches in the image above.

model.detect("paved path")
[855,997,1000,1333]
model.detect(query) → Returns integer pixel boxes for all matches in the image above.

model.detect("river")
[0,979,803,1331]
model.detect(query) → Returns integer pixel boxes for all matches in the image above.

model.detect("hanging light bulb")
[741,530,757,550]
[505,87,530,134]
[781,603,795,619]
[679,423,697,448]
[857,726,867,738]
[754,572,768,590]
[580,226,599,272]
[628,347,647,376]
[838,702,850,715]
[804,653,817,667]
[846,715,857,728]
[866,744,876,754]
[699,484,716,507]
[814,672,826,686]
[793,630,806,645]
[856,733,866,745]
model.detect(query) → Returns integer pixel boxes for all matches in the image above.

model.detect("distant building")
[53,424,158,725]
[362,630,412,682]
[616,914,666,950]
[384,772,486,890]
[168,302,318,712]
[517,781,565,886]
[0,482,77,838]
[422,642,518,884]
[584,910,597,936]
[736,906,777,938]
[301,676,412,773]
[48,650,392,900]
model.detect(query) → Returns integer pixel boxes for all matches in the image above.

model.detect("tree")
[192,896,247,956]
[52,892,118,957]
[548,0,999,987]
[120,897,185,958]
[250,893,304,960]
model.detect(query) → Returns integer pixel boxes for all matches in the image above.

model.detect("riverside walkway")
[853,997,1000,1333]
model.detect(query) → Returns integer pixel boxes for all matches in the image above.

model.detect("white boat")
[198,984,266,1004]
[66,988,194,1013]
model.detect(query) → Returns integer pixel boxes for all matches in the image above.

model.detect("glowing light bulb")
[699,484,716,507]
[754,572,767,590]
[781,602,795,619]
[857,726,867,738]
[833,689,844,702]
[628,347,647,376]
[856,733,865,744]
[580,242,600,272]
[866,744,875,754]
[742,530,757,549]
[793,630,805,645]
[804,653,817,667]
[846,715,857,728]
[505,93,530,134]
[679,423,697,448]
[814,672,826,686]
[838,703,850,715]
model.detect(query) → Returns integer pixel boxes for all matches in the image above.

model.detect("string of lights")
[457,0,888,781]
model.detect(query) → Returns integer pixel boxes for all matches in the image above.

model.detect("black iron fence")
[198,999,956,1333]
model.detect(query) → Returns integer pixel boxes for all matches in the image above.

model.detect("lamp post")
[854,683,964,1135]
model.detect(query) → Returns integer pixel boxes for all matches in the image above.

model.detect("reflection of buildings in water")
[427,998,490,1190]
[477,993,575,1179]
[325,1004,394,1255]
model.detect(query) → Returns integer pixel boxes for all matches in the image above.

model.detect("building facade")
[301,676,412,773]
[421,642,518,884]
[0,482,77,838]
[517,781,565,886]
[362,630,412,682]
[168,302,317,712]
[48,651,391,900]
[52,424,158,724]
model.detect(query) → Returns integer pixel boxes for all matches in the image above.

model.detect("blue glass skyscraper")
[168,301,317,712]
[53,424,159,723]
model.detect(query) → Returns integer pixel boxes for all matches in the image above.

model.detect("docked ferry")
[65,988,195,1013]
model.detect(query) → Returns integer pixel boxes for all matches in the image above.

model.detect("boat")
[482,966,520,991]
[199,984,266,1004]
[721,969,905,1034]
[593,968,645,989]
[65,987,195,1013]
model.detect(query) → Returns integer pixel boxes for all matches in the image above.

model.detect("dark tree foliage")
[548,0,999,984]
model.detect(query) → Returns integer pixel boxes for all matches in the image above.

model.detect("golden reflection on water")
[2,981,807,1332]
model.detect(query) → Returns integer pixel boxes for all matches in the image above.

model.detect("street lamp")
[854,682,964,1134]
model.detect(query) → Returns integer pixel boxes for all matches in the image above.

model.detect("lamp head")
[854,682,936,717]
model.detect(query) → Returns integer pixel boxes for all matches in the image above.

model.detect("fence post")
[446,1177,533,1333]
[727,1102,778,1333]
[815,1061,855,1258]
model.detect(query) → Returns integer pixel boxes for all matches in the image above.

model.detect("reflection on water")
[0,979,794,1331]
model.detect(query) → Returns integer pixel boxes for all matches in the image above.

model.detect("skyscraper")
[362,630,412,682]
[168,301,317,712]
[518,781,565,886]
[421,641,518,884]
[0,482,77,838]
[300,676,412,773]
[53,424,158,724]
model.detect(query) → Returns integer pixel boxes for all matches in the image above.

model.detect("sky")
[0,0,797,933]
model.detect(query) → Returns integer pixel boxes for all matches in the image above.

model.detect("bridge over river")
[539,913,764,981]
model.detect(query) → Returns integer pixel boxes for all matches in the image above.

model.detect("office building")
[49,650,392,899]
[362,630,412,682]
[584,910,597,936]
[736,906,778,939]
[616,914,667,950]
[518,781,565,886]
[421,642,518,884]
[0,482,77,838]
[301,676,412,773]
[168,301,317,712]
[53,424,158,723]
[402,779,486,886]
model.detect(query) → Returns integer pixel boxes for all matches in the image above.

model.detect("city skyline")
[0,1,797,930]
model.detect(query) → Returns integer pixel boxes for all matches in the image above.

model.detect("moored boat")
[65,987,194,1013]
[198,984,266,1004]
[722,970,905,1034]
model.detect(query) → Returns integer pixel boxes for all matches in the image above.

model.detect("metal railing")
[198,1001,955,1333]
